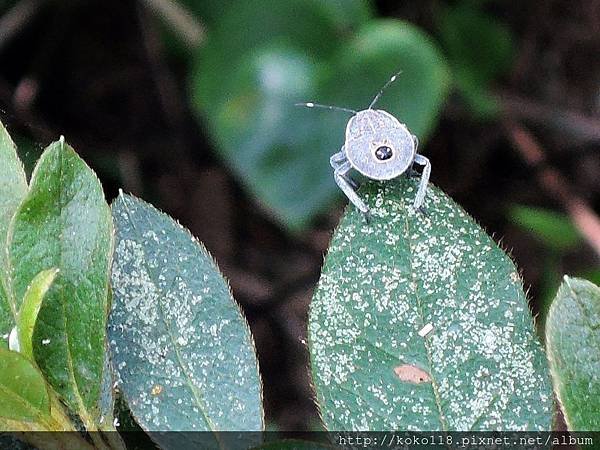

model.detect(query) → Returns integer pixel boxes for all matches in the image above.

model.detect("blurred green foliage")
[509,205,590,327]
[437,2,515,118]
[582,270,600,285]
[188,0,450,229]
[178,0,373,30]
[3,0,518,232]
[509,205,582,251]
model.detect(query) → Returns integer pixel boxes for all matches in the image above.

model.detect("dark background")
[0,0,599,431]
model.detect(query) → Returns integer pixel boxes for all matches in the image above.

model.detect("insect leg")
[412,134,419,151]
[404,136,421,177]
[330,147,359,189]
[412,154,431,209]
[329,149,346,169]
[334,161,369,215]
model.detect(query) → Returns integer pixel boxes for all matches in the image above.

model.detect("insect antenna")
[368,70,403,110]
[295,102,357,115]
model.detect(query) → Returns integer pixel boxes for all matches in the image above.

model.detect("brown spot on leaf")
[394,364,431,383]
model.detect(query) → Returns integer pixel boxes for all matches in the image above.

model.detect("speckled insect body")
[300,73,431,217]
[344,109,416,181]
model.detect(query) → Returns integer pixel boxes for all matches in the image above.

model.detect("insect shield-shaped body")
[344,109,416,181]
[298,72,431,218]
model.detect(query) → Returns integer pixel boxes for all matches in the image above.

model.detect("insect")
[297,72,430,218]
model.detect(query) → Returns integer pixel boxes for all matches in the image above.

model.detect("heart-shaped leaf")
[0,121,28,348]
[546,277,600,431]
[192,0,357,110]
[8,138,113,427]
[199,45,335,228]
[309,178,552,430]
[109,193,263,447]
[192,16,449,229]
[0,348,50,423]
[323,20,450,139]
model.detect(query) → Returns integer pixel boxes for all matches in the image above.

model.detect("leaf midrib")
[403,211,449,432]
[0,376,47,421]
[56,146,97,423]
[119,198,223,439]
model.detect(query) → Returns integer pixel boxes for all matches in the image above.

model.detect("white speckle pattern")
[309,178,552,431]
[546,277,600,431]
[109,194,263,435]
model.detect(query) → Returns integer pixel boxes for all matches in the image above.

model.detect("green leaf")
[509,205,581,251]
[202,45,338,228]
[308,0,373,32]
[309,177,553,430]
[0,348,50,422]
[17,268,59,360]
[0,121,28,348]
[193,0,344,112]
[166,0,372,62]
[109,194,263,443]
[579,269,600,286]
[8,138,113,425]
[452,70,500,119]
[172,0,371,46]
[98,288,116,430]
[324,19,450,139]
[192,18,449,229]
[546,277,600,431]
[440,5,514,82]
[98,346,116,430]
[438,4,515,118]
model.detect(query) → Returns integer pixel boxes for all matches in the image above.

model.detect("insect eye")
[374,145,393,161]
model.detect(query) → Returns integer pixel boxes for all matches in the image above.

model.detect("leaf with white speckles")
[546,277,600,431]
[109,193,263,447]
[8,139,113,429]
[309,177,553,431]
[0,120,28,349]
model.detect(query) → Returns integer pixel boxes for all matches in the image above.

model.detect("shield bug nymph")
[297,72,431,218]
